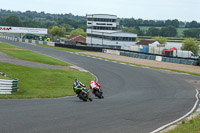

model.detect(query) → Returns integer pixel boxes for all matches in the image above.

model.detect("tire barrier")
[0,72,18,94]
[117,50,198,66]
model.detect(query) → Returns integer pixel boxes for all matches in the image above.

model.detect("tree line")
[122,26,200,38]
[120,18,200,28]
[0,9,87,33]
[0,9,200,38]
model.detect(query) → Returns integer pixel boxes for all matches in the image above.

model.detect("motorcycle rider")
[90,81,100,92]
[73,79,92,100]
[90,81,104,98]
[73,79,86,92]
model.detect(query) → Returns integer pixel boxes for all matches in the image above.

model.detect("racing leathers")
[90,81,100,93]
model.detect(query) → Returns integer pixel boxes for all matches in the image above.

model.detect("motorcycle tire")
[95,91,102,99]
[88,98,93,101]
[79,92,87,102]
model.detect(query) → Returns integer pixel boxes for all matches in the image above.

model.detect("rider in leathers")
[73,79,92,100]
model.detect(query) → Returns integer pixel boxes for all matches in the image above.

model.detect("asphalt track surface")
[0,39,199,133]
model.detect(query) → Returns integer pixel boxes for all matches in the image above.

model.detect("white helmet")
[91,81,94,84]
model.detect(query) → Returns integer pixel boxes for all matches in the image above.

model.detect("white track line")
[151,89,199,133]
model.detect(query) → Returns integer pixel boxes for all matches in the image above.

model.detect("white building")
[86,14,137,48]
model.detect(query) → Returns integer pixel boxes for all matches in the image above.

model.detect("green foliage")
[153,37,168,44]
[146,27,160,36]
[5,14,22,26]
[160,26,177,37]
[70,28,86,37]
[0,9,86,30]
[122,27,138,34]
[49,26,66,38]
[183,29,200,38]
[182,38,200,55]
[122,27,145,36]
[120,18,182,27]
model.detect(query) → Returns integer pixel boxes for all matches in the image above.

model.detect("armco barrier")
[180,59,187,64]
[0,72,19,94]
[187,60,195,65]
[162,57,167,62]
[0,79,18,94]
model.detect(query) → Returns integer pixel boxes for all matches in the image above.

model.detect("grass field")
[139,26,194,37]
[37,44,89,53]
[0,43,70,66]
[0,62,94,99]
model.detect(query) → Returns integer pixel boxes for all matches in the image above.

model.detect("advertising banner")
[0,26,47,34]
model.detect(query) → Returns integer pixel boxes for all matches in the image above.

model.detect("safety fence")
[103,49,198,66]
[0,36,55,46]
[0,72,18,94]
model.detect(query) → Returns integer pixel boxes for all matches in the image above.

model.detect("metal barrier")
[0,72,18,94]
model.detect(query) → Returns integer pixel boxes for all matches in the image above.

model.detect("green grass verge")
[36,44,89,53]
[0,62,94,99]
[167,115,200,133]
[0,75,13,80]
[0,43,70,66]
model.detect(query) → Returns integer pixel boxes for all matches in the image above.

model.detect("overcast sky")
[0,0,199,22]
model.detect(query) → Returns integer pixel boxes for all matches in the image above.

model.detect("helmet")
[91,81,94,84]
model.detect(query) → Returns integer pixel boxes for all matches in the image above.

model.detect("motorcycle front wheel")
[79,92,87,102]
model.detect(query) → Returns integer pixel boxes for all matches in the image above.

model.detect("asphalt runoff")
[0,39,198,133]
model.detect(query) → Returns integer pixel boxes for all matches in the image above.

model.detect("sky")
[0,0,199,22]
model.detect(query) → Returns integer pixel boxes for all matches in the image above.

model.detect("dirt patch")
[79,52,200,74]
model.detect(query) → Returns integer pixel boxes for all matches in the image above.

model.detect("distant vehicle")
[172,50,197,58]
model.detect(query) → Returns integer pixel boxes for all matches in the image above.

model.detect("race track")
[0,39,198,133]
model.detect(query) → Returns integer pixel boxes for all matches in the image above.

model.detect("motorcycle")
[92,86,104,99]
[74,86,92,102]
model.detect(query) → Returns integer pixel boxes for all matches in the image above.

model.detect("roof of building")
[136,40,157,45]
[86,14,117,17]
[66,35,86,41]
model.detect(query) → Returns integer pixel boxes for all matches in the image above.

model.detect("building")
[130,40,165,54]
[136,40,160,46]
[66,35,86,44]
[86,14,137,48]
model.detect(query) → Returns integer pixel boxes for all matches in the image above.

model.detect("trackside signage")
[0,26,47,34]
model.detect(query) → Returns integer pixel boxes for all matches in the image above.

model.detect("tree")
[70,28,86,37]
[153,37,168,44]
[182,38,200,56]
[146,27,160,36]
[49,26,66,38]
[122,27,138,34]
[160,26,177,37]
[5,14,22,26]
[183,29,200,38]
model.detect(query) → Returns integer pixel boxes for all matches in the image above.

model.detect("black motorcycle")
[74,86,92,102]
[93,86,104,99]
